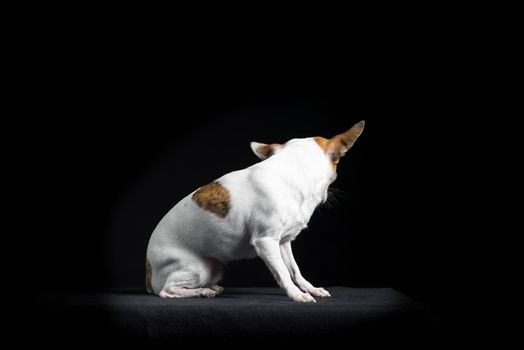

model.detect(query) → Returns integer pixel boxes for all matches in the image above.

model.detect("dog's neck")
[253,138,331,213]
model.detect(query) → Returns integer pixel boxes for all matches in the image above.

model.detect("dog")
[146,121,365,302]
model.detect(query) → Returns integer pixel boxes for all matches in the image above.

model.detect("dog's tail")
[145,259,154,294]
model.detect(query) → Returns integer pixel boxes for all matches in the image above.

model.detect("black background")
[6,26,485,347]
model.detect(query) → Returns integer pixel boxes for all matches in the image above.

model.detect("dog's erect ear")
[250,142,282,160]
[329,120,365,163]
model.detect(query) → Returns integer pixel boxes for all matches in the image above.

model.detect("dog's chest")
[280,223,306,241]
[277,200,318,241]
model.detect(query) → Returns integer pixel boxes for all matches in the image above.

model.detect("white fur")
[147,137,336,302]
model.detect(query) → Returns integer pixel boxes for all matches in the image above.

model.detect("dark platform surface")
[18,287,440,348]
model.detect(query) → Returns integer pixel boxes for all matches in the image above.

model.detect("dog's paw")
[207,284,224,294]
[200,288,218,298]
[291,292,316,303]
[308,287,331,298]
[159,286,217,298]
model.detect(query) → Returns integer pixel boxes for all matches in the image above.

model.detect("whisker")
[328,187,348,199]
[320,187,348,209]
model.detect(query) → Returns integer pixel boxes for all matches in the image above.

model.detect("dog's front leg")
[280,241,331,297]
[252,237,316,303]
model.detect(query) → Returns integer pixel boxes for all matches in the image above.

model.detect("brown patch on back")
[145,259,153,293]
[192,182,231,218]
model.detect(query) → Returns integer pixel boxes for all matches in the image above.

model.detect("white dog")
[146,121,365,302]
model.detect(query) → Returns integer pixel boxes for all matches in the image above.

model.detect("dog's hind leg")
[158,252,220,298]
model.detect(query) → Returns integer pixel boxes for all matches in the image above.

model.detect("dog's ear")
[328,121,365,163]
[250,142,282,160]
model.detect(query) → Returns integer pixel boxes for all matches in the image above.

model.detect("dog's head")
[250,121,365,189]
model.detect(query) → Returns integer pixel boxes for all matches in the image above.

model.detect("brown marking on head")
[314,121,365,171]
[192,182,231,218]
[250,142,282,160]
[313,136,330,153]
[314,136,337,172]
[145,259,153,293]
